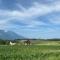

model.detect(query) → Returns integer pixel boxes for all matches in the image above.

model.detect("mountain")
[0,30,24,40]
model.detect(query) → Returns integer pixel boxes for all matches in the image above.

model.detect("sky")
[0,0,60,39]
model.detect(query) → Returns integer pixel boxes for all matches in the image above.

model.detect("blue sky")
[0,0,60,39]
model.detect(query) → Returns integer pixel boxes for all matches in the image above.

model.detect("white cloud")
[26,21,46,28]
[0,1,60,30]
[16,4,26,11]
[0,17,16,30]
[0,1,60,18]
[0,17,15,26]
[49,16,60,24]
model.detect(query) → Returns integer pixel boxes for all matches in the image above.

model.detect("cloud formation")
[0,0,60,38]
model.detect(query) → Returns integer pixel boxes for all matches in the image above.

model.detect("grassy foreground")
[0,45,60,60]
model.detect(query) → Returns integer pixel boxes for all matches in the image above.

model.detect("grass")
[0,44,60,60]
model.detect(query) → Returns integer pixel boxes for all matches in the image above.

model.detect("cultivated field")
[0,41,60,60]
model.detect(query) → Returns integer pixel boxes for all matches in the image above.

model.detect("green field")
[0,42,60,60]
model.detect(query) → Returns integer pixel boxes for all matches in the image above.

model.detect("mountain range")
[0,30,24,40]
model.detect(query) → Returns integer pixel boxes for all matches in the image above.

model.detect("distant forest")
[0,38,60,45]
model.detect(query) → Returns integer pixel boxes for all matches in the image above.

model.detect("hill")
[0,30,24,40]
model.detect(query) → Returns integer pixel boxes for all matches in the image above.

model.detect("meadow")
[0,41,60,60]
